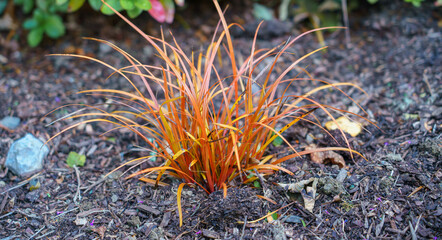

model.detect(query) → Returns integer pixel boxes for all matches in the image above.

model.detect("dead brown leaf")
[306,144,346,168]
[91,225,106,239]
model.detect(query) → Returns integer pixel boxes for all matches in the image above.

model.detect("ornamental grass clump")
[49,0,370,226]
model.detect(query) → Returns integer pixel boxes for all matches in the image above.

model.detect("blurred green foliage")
[1,0,183,47]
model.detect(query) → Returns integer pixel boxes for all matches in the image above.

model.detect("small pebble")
[336,169,348,182]
[412,121,420,129]
[0,116,21,130]
[284,215,303,224]
[111,194,119,203]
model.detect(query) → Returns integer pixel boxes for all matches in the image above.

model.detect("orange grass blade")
[139,177,169,187]
[256,195,277,205]
[221,183,227,199]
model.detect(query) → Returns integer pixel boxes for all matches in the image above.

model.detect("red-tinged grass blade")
[48,0,373,202]
[177,182,186,227]
[139,177,170,187]
[256,195,277,205]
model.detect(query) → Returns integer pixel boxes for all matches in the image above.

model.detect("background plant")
[49,0,371,226]
[1,0,184,47]
[266,0,440,45]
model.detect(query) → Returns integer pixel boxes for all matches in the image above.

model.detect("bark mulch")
[0,0,440,239]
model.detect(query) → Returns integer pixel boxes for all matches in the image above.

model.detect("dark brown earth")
[0,0,441,239]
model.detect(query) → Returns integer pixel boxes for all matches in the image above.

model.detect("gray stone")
[336,168,348,182]
[284,215,303,224]
[0,116,20,130]
[5,134,49,177]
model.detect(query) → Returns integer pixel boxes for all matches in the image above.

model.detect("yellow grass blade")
[177,183,186,227]
[256,108,317,157]
[172,149,188,160]
[213,123,241,133]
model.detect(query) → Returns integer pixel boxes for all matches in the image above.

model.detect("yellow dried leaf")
[325,116,362,137]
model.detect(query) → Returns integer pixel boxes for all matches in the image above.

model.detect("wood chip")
[137,205,161,216]
[76,208,108,218]
[160,211,171,228]
[202,229,220,239]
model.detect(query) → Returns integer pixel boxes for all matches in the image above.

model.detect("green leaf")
[53,1,69,12]
[134,0,151,10]
[36,0,48,11]
[301,219,306,227]
[253,181,261,188]
[366,0,378,4]
[27,28,44,47]
[88,0,102,10]
[66,151,86,167]
[120,0,135,10]
[272,127,284,147]
[406,0,423,7]
[271,212,278,220]
[0,0,7,15]
[44,14,65,38]
[127,7,142,18]
[253,3,273,21]
[23,19,38,29]
[272,136,283,147]
[68,0,86,12]
[101,0,123,15]
[56,0,69,5]
[33,9,46,22]
[23,0,34,13]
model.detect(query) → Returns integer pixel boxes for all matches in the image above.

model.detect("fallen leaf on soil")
[66,151,86,167]
[306,144,346,168]
[301,178,318,213]
[278,178,315,193]
[55,175,64,184]
[91,225,106,239]
[325,116,362,137]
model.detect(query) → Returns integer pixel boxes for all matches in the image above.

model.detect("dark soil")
[0,1,441,239]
